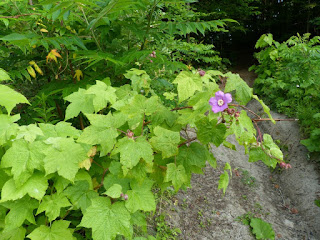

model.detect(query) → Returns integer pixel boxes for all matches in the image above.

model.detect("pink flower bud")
[152,51,156,55]
[124,194,128,200]
[285,164,292,169]
[127,130,134,138]
[198,69,206,76]
[150,60,153,63]
[235,112,240,118]
[279,162,286,168]
[120,193,124,197]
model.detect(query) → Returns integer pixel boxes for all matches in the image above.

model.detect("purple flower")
[209,91,232,113]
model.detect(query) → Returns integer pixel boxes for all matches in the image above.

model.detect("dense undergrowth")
[250,33,320,153]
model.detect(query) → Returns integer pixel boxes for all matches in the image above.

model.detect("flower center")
[217,99,224,106]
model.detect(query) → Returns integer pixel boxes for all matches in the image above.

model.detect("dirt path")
[161,69,320,240]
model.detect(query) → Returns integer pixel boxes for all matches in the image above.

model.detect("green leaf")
[0,227,26,240]
[1,140,46,187]
[150,127,180,158]
[176,142,208,169]
[249,147,278,168]
[64,181,98,213]
[250,218,275,240]
[164,163,188,191]
[218,170,229,194]
[0,85,29,114]
[120,95,159,129]
[224,72,253,105]
[37,193,71,222]
[43,138,87,181]
[77,113,125,156]
[228,111,256,146]
[1,172,48,202]
[125,179,156,213]
[173,71,202,103]
[1,196,38,231]
[78,125,118,156]
[27,220,76,240]
[105,184,122,198]
[16,124,43,142]
[0,114,19,146]
[196,118,226,146]
[64,88,94,120]
[124,68,151,93]
[252,95,275,124]
[112,137,154,173]
[79,197,132,240]
[0,68,11,82]
[85,81,117,112]
[39,122,80,139]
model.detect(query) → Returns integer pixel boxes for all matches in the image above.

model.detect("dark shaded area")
[195,0,320,66]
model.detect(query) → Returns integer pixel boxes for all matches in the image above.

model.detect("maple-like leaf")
[0,226,26,240]
[0,85,29,114]
[224,72,253,105]
[105,184,122,198]
[85,81,117,112]
[1,172,48,202]
[64,88,95,120]
[112,137,154,172]
[164,163,188,191]
[16,124,43,142]
[37,193,71,222]
[43,138,88,181]
[27,220,76,240]
[196,117,226,146]
[1,196,38,231]
[64,180,98,213]
[120,95,159,129]
[125,179,156,213]
[1,139,46,187]
[173,71,202,103]
[79,197,132,240]
[0,114,19,146]
[39,122,81,139]
[150,127,180,158]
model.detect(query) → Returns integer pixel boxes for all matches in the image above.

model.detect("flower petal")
[215,91,224,99]
[224,93,232,103]
[209,97,217,106]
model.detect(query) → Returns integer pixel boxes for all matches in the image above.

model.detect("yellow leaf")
[79,158,92,170]
[74,69,83,81]
[87,146,97,157]
[40,28,48,33]
[29,61,44,75]
[46,49,62,63]
[34,64,43,75]
[27,66,36,78]
[51,49,62,58]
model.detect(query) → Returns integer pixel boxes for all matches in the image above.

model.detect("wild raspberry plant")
[0,68,285,239]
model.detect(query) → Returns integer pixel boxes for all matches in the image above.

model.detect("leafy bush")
[250,33,320,152]
[0,66,283,239]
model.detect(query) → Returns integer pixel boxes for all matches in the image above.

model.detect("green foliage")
[0,67,283,239]
[251,33,320,153]
[250,218,275,240]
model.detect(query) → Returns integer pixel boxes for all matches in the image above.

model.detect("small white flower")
[296,85,300,88]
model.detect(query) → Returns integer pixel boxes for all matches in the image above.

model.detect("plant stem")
[80,7,102,51]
